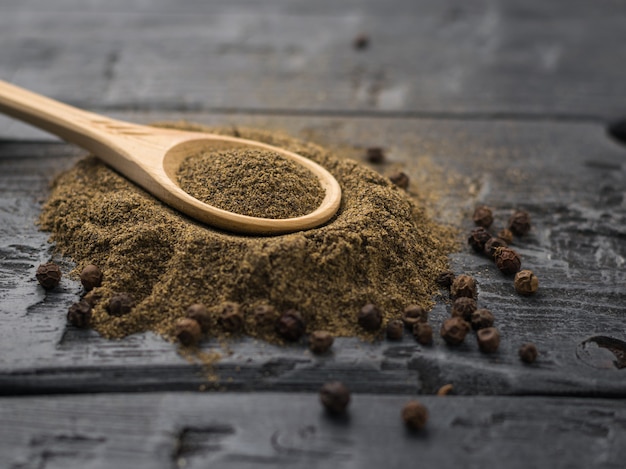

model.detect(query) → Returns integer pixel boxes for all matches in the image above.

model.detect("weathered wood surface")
[1,392,625,469]
[0,0,625,139]
[1,0,626,466]
[1,115,624,397]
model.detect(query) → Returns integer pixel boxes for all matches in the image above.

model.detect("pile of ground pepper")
[177,148,324,219]
[39,123,457,343]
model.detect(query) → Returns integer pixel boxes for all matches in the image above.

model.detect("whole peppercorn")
[107,292,135,316]
[309,331,334,354]
[276,309,306,341]
[252,304,279,330]
[67,300,92,328]
[472,205,494,228]
[320,381,351,414]
[412,322,433,345]
[477,327,500,353]
[519,343,538,364]
[186,303,211,333]
[402,400,428,431]
[471,308,495,330]
[494,247,521,275]
[440,317,470,345]
[358,303,382,331]
[389,171,409,190]
[175,318,202,346]
[508,210,532,236]
[450,274,477,300]
[402,304,427,328]
[435,270,455,289]
[80,264,102,291]
[366,147,385,164]
[36,263,62,290]
[352,33,370,50]
[386,319,404,341]
[514,270,539,295]
[468,227,492,253]
[219,302,244,333]
[451,297,477,321]
[498,228,514,244]
[484,237,508,260]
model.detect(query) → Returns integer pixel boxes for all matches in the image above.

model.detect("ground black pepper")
[39,124,457,343]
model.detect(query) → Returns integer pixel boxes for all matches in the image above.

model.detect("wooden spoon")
[0,80,341,235]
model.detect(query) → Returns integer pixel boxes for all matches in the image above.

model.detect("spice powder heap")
[39,124,456,343]
[177,148,324,219]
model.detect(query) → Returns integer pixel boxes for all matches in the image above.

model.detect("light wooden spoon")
[0,80,341,235]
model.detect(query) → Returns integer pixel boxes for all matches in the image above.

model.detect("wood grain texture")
[1,115,624,396]
[0,0,625,123]
[1,392,625,469]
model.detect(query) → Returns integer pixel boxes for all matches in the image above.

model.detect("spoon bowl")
[0,80,341,235]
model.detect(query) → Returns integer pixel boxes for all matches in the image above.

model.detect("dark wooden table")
[1,1,625,467]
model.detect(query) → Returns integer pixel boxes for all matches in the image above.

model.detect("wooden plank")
[0,0,625,120]
[1,115,624,396]
[1,392,625,469]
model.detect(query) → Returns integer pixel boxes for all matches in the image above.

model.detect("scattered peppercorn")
[386,319,404,341]
[320,381,351,414]
[219,301,244,333]
[472,205,494,228]
[494,247,522,275]
[309,331,334,354]
[468,227,492,253]
[106,292,135,316]
[435,270,455,289]
[451,297,477,321]
[358,303,383,331]
[450,274,477,300]
[276,309,306,341]
[440,317,470,345]
[477,327,500,353]
[366,147,385,164]
[175,317,202,346]
[388,171,409,190]
[35,263,62,290]
[252,304,279,330]
[402,400,428,430]
[519,343,538,364]
[402,304,427,328]
[352,34,370,50]
[80,264,102,291]
[67,300,92,328]
[508,210,532,236]
[514,270,539,295]
[437,384,454,396]
[413,322,433,345]
[470,308,495,330]
[498,228,514,244]
[484,237,508,260]
[185,303,211,333]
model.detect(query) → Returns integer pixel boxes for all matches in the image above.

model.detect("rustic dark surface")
[1,0,625,467]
